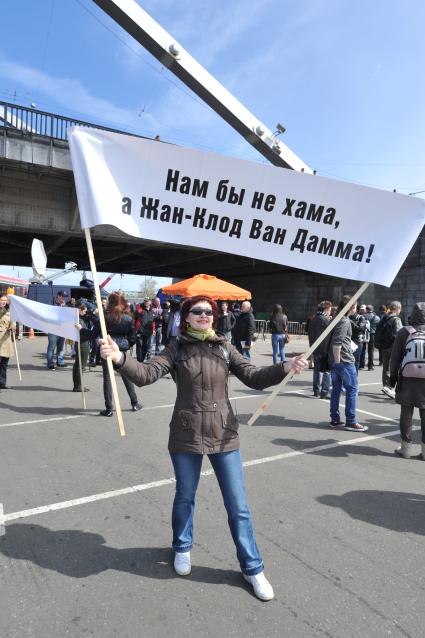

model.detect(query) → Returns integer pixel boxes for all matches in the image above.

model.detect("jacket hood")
[410,302,425,325]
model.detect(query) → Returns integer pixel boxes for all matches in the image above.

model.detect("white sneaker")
[174,551,191,576]
[243,571,274,601]
[382,386,396,399]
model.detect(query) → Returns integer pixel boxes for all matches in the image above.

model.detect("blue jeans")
[47,334,65,367]
[170,450,264,576]
[271,333,286,364]
[330,362,358,425]
[312,353,331,395]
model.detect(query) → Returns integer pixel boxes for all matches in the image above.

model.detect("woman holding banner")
[100,294,307,601]
[0,295,15,389]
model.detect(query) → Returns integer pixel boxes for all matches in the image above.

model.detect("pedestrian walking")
[375,301,403,398]
[389,303,425,460]
[72,303,91,393]
[99,294,308,601]
[329,295,368,432]
[364,304,380,370]
[0,294,15,389]
[232,301,256,360]
[269,304,288,364]
[46,291,67,370]
[217,301,236,341]
[307,300,332,398]
[94,292,142,416]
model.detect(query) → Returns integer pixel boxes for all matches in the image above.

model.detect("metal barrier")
[0,100,144,142]
[255,320,307,337]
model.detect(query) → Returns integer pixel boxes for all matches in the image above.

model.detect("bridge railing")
[0,100,142,141]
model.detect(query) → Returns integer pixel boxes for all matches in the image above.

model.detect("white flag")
[8,295,80,341]
[68,127,425,287]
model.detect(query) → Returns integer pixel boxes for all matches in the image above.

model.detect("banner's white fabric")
[8,295,79,341]
[68,127,425,287]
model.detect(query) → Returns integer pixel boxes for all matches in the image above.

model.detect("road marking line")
[291,390,398,423]
[0,384,384,430]
[0,415,84,429]
[3,423,409,525]
[0,394,270,429]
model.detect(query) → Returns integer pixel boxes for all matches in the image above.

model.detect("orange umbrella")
[162,274,251,300]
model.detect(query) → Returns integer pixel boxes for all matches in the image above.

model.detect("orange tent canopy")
[162,274,251,301]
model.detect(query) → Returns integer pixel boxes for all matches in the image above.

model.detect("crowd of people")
[307,297,425,457]
[0,288,424,601]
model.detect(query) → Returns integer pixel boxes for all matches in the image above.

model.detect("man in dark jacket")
[379,300,403,397]
[390,302,425,459]
[364,305,380,370]
[217,301,236,340]
[349,305,367,373]
[135,299,154,362]
[308,300,332,398]
[232,301,256,360]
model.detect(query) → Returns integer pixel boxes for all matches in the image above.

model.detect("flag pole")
[84,227,126,436]
[247,281,370,427]
[11,330,22,381]
[77,341,86,411]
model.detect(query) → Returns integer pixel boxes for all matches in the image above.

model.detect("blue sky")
[1,0,425,288]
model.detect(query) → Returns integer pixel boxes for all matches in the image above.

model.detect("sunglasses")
[189,308,213,316]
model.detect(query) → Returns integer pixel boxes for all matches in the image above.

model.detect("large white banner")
[68,127,425,287]
[8,296,79,341]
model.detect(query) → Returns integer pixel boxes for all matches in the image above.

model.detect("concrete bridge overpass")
[1,101,424,318]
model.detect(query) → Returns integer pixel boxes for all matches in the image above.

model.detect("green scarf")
[186,326,216,341]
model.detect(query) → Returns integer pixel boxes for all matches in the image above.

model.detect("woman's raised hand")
[283,355,309,375]
[99,335,122,364]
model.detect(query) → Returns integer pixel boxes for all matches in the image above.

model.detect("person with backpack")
[348,304,367,373]
[375,300,403,398]
[376,304,388,366]
[364,304,380,370]
[389,302,425,460]
[99,294,308,601]
[358,304,371,370]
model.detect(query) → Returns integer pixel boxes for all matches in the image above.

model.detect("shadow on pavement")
[0,523,246,589]
[0,402,83,416]
[317,490,425,535]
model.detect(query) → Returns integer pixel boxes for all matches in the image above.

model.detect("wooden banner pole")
[77,342,86,411]
[84,227,126,436]
[11,330,22,381]
[247,281,370,427]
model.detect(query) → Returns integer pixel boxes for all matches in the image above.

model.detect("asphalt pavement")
[0,335,424,638]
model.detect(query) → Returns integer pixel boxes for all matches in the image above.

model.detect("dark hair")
[337,294,354,315]
[180,295,218,335]
[272,304,284,316]
[107,292,128,323]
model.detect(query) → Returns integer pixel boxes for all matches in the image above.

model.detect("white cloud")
[0,56,161,133]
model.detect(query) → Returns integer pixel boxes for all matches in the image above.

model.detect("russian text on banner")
[68,127,425,288]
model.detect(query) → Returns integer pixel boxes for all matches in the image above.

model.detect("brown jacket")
[116,333,287,454]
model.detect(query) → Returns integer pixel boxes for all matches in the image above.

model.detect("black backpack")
[374,315,395,349]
